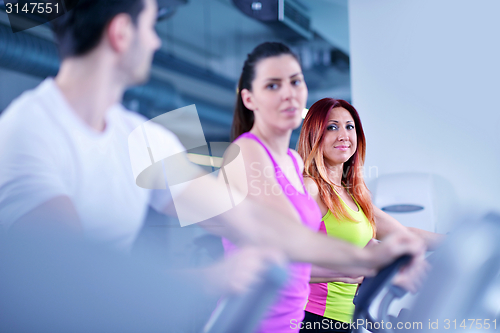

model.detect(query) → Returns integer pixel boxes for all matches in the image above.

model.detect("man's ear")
[241,89,256,111]
[107,13,134,53]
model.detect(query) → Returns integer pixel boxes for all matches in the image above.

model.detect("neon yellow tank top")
[305,190,373,323]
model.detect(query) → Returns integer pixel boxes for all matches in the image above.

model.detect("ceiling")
[152,0,351,101]
[149,0,351,142]
[0,0,352,144]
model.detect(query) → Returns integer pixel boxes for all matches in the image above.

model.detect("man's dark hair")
[52,0,145,59]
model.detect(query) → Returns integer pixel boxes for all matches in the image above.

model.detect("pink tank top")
[222,132,322,333]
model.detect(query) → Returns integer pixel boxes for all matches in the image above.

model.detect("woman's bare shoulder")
[227,138,274,172]
[304,176,329,216]
[232,137,267,157]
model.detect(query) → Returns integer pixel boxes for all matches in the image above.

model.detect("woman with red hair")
[297,98,442,332]
[219,42,429,333]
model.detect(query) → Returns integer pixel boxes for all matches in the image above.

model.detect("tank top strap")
[333,187,361,213]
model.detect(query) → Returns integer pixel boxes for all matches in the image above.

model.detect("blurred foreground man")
[0,0,425,315]
[0,0,282,296]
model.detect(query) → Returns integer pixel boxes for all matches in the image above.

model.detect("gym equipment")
[0,230,287,333]
[352,255,412,333]
[352,212,500,333]
[373,173,457,234]
[408,212,500,332]
[203,265,288,333]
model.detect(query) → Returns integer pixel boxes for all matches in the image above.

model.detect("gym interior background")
[1,0,499,331]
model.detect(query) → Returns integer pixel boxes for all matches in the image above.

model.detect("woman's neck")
[325,162,344,187]
[250,123,292,157]
[55,53,125,132]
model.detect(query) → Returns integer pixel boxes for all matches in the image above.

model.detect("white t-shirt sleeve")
[0,103,70,229]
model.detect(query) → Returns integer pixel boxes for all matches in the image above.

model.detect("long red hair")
[297,98,375,234]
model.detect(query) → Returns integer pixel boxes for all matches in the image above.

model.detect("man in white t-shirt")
[0,0,426,287]
[0,0,183,251]
[0,78,183,250]
[0,0,283,294]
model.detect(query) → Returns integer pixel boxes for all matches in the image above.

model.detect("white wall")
[349,0,500,224]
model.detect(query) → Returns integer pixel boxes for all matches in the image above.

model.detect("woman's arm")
[170,139,426,277]
[407,227,445,251]
[311,277,363,284]
[310,265,363,284]
[373,206,444,251]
